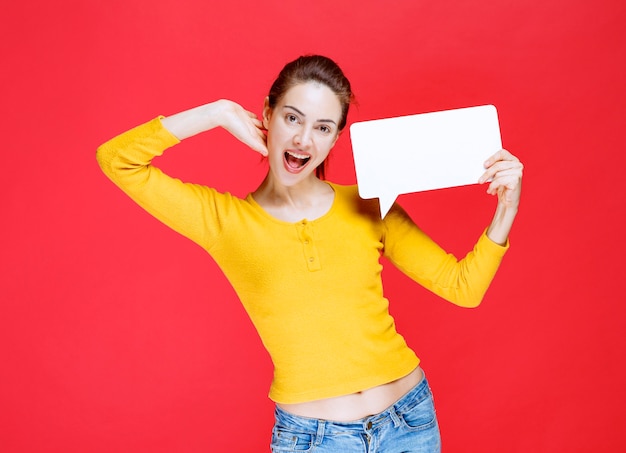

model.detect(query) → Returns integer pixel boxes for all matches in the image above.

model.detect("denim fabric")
[270,375,441,453]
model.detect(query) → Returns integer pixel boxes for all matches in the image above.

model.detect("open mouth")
[284,150,311,170]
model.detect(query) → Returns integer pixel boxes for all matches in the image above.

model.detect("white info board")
[350,105,502,217]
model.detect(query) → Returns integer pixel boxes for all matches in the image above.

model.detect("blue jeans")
[270,375,441,452]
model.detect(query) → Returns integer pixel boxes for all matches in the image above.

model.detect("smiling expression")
[263,82,342,186]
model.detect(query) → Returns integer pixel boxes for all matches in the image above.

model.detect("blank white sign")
[350,105,502,217]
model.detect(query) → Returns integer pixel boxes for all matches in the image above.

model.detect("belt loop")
[390,408,403,428]
[315,419,325,446]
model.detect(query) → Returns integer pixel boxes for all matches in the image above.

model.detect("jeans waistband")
[274,373,432,435]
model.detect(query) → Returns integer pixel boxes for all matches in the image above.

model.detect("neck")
[255,173,325,205]
[253,173,335,222]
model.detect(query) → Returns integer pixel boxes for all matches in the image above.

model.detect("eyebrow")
[283,105,337,125]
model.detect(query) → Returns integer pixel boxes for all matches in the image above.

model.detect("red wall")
[2,1,625,451]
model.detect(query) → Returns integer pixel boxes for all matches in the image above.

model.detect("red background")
[2,1,625,451]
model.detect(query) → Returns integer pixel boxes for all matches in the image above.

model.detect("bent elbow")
[447,288,486,309]
[462,296,483,309]
[95,142,123,183]
[96,143,111,174]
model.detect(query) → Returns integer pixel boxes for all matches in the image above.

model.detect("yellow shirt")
[97,117,509,403]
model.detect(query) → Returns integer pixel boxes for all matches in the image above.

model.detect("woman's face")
[263,82,342,186]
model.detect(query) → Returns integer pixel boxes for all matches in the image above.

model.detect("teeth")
[286,150,310,159]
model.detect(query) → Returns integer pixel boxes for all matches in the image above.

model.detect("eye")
[286,114,299,124]
[319,125,333,134]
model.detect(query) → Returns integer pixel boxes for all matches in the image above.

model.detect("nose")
[294,126,313,149]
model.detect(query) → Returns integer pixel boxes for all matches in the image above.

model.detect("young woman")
[97,55,523,452]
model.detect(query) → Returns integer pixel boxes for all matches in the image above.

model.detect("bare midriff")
[276,366,424,422]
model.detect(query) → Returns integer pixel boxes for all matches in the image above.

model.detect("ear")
[262,96,271,129]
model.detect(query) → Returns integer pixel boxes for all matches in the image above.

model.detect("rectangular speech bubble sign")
[350,105,502,217]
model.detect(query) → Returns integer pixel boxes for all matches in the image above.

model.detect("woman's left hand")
[479,149,524,210]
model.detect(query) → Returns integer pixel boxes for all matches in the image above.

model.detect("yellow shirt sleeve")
[382,203,509,307]
[96,117,230,250]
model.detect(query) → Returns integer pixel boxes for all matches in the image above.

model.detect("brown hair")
[268,55,354,179]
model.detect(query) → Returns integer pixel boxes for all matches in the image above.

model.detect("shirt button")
[304,240,309,245]
[309,257,314,262]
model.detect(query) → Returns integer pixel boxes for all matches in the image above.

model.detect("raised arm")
[382,149,523,307]
[96,100,267,249]
[383,204,509,308]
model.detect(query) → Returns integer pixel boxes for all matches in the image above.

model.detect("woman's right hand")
[217,100,268,156]
[161,100,268,156]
